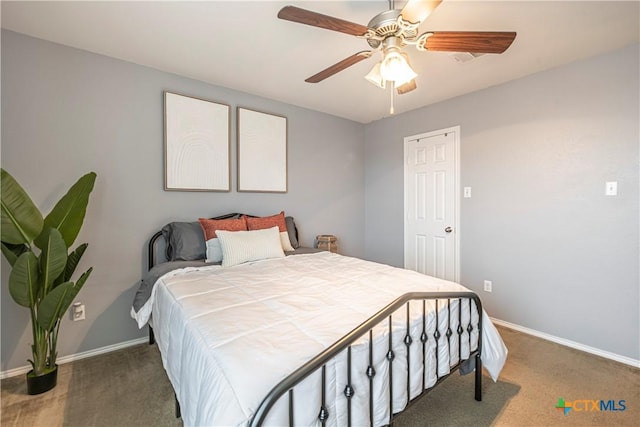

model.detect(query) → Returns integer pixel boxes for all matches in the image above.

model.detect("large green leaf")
[34,172,96,249]
[37,281,73,331]
[1,169,43,245]
[37,267,92,331]
[39,228,67,293]
[9,252,40,308]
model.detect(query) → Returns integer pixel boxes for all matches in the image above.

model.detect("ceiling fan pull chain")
[390,81,395,115]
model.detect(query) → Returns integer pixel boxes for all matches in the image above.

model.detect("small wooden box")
[315,235,338,253]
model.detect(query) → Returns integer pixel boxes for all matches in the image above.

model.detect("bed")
[131,212,508,426]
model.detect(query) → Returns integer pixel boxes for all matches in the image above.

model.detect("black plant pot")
[26,365,58,395]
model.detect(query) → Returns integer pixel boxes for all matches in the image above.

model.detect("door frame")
[403,126,461,283]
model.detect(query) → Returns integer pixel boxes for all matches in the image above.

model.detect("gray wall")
[364,44,639,360]
[1,30,365,371]
[2,29,638,373]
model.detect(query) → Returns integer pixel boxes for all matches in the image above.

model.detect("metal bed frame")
[250,291,483,427]
[145,218,484,426]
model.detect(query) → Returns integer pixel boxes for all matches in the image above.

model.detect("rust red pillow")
[245,211,287,232]
[199,217,247,240]
[245,211,294,251]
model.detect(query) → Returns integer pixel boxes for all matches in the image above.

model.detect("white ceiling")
[2,1,639,123]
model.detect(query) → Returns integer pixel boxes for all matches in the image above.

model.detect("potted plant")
[1,168,96,394]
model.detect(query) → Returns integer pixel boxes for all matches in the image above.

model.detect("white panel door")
[404,128,459,281]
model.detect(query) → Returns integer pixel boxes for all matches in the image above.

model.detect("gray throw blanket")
[132,260,210,313]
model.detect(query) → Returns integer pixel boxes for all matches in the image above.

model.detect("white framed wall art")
[164,91,230,191]
[237,107,287,193]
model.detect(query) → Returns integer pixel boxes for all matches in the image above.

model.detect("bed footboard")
[250,291,483,427]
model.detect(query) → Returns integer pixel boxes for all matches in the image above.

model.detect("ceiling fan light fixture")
[365,61,386,88]
[379,48,417,85]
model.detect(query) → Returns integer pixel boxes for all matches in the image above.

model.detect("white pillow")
[198,217,248,263]
[216,226,285,267]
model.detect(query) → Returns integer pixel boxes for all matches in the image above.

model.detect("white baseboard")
[491,317,640,368]
[0,336,148,380]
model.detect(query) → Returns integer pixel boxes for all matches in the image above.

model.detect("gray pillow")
[161,222,206,261]
[285,216,299,249]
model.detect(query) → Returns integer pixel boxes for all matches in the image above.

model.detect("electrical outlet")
[72,303,85,321]
[483,280,492,293]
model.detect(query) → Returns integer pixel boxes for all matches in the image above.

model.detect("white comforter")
[136,252,507,427]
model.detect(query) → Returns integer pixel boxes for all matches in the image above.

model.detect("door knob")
[445,227,453,233]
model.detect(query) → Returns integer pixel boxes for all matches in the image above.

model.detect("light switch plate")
[605,182,618,196]
[463,187,472,198]
[483,280,492,292]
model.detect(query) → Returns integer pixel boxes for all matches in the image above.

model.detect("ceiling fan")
[278,0,516,96]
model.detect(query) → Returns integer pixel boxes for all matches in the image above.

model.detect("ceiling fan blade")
[278,5,369,36]
[305,51,372,83]
[424,31,517,54]
[400,0,443,25]
[397,79,417,95]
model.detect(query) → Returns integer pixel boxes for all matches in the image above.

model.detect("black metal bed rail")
[148,230,164,270]
[147,230,164,346]
[249,291,483,427]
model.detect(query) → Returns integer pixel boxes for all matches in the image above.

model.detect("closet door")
[404,127,459,282]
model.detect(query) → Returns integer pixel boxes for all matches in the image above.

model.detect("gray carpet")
[2,326,638,426]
